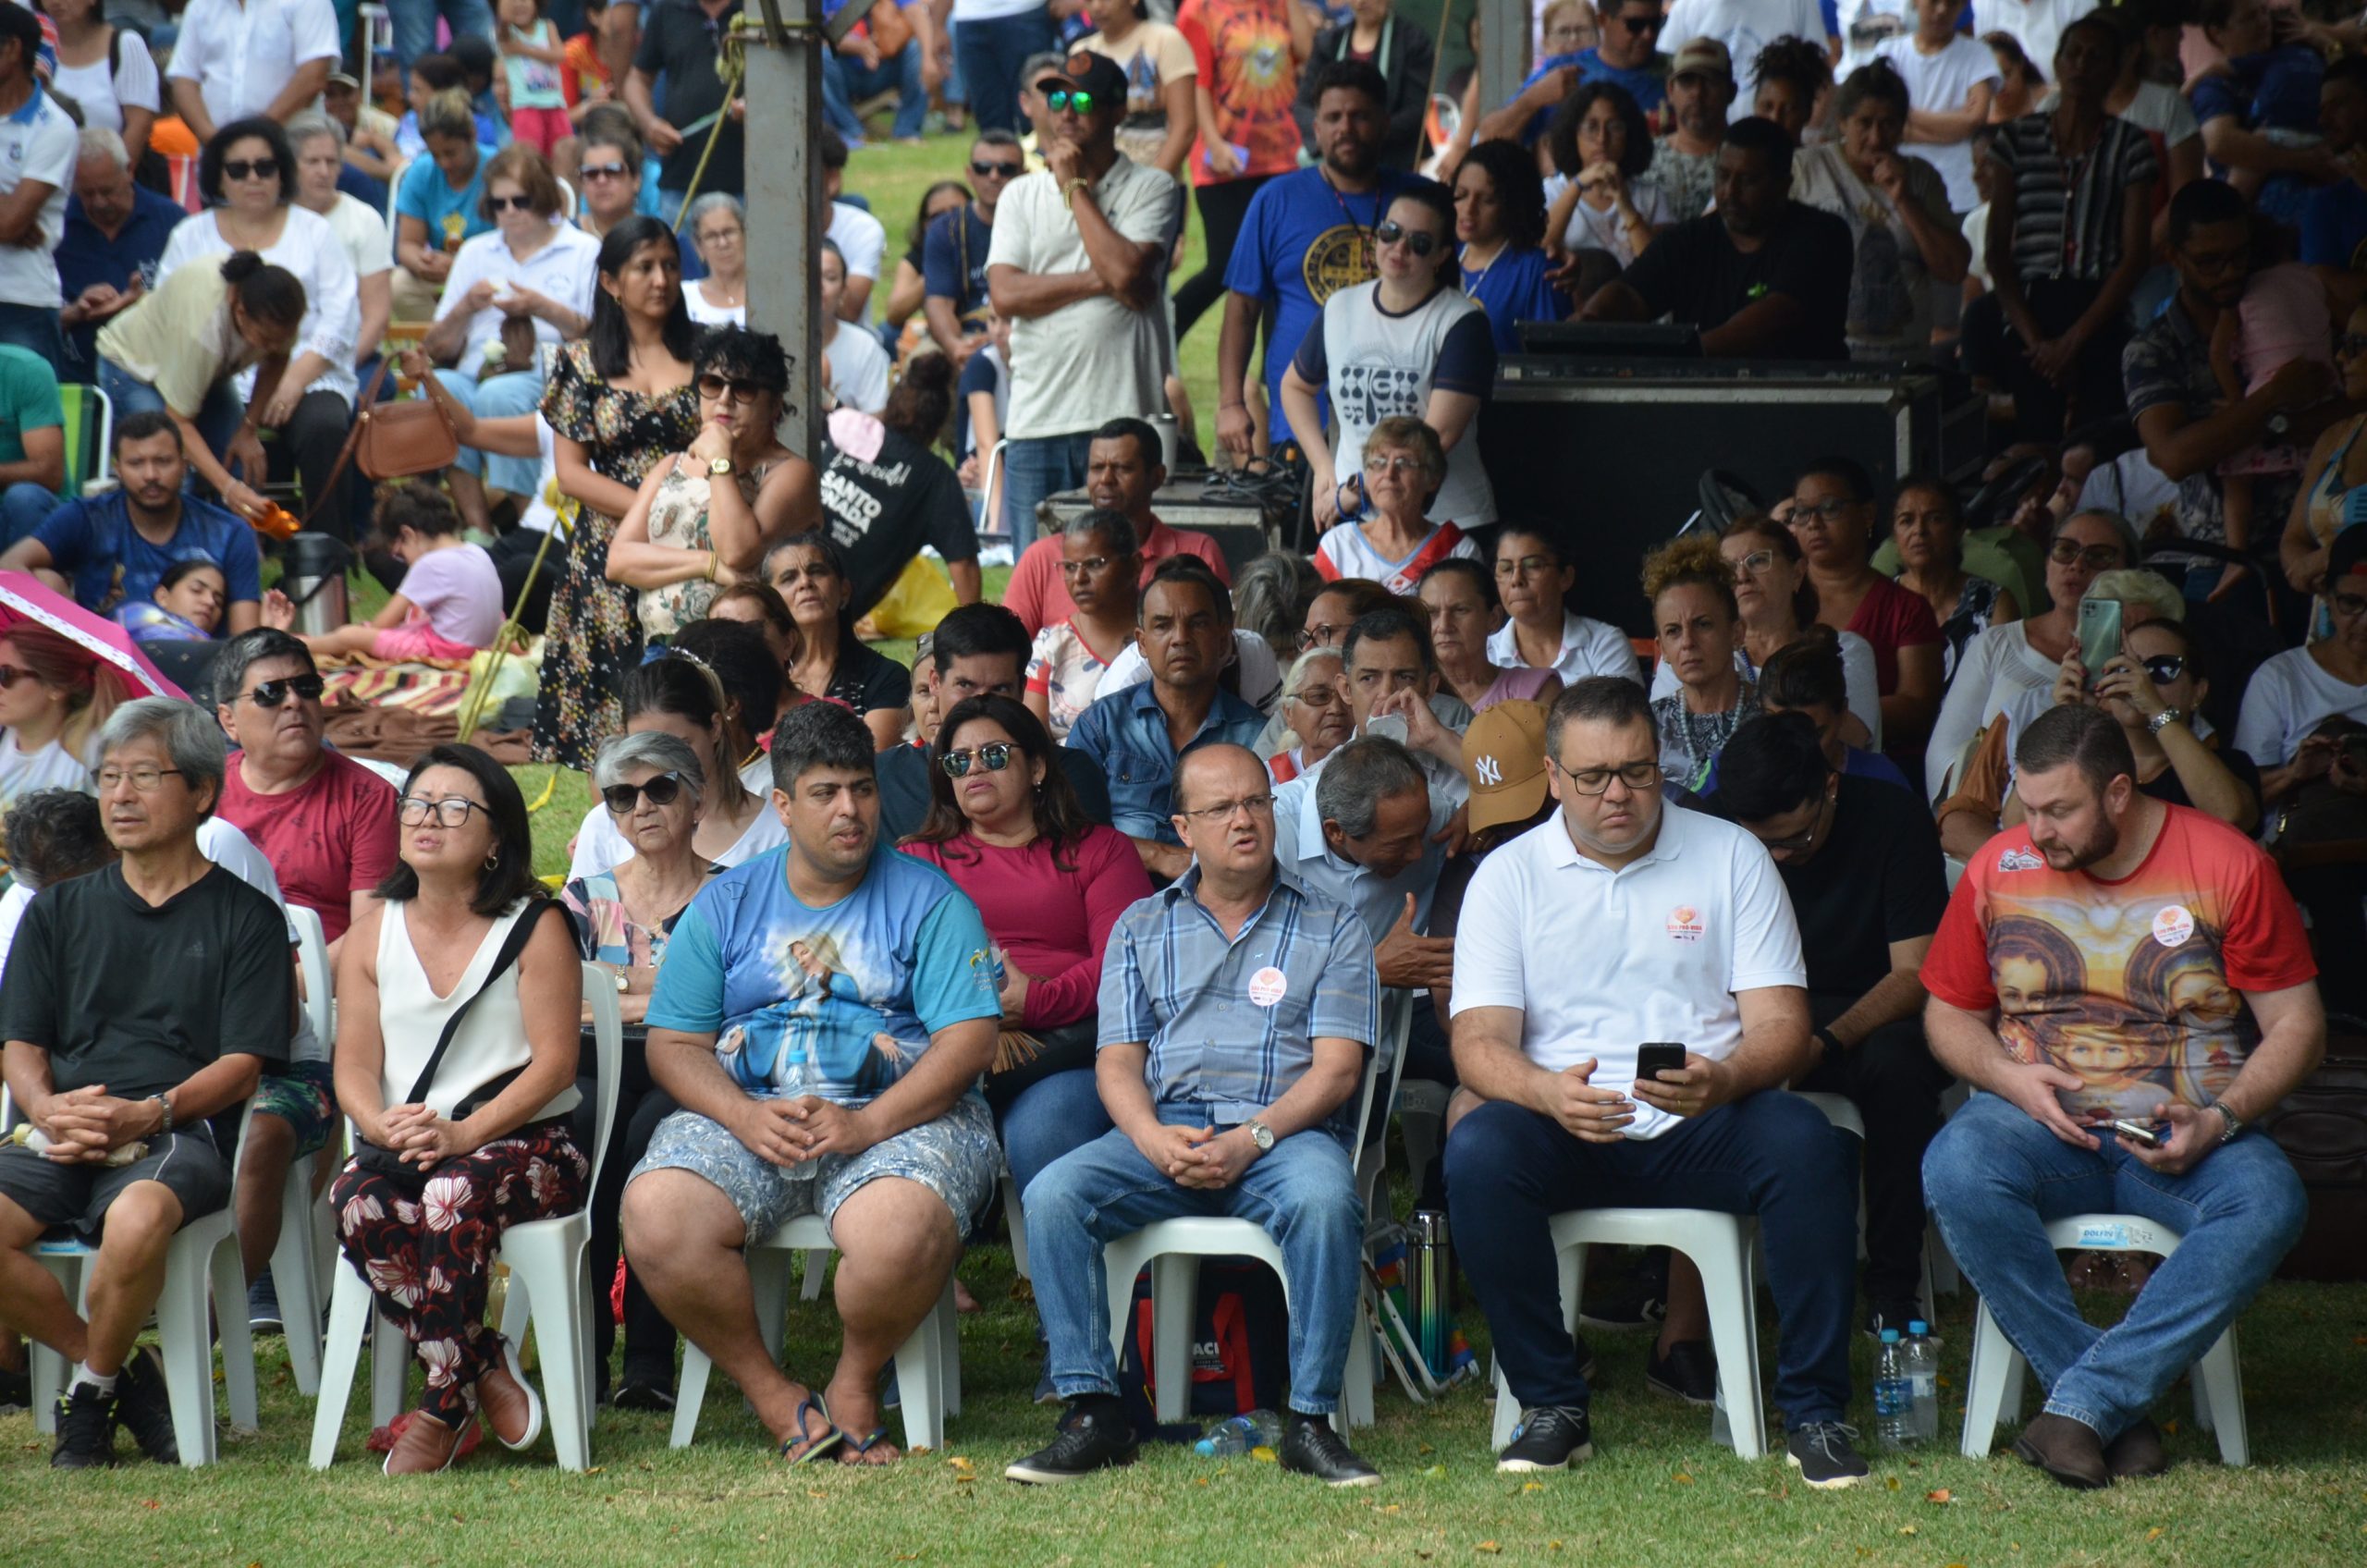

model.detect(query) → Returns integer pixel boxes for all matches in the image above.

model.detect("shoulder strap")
[400,901,558,1106]
[299,356,405,530]
[107,27,121,79]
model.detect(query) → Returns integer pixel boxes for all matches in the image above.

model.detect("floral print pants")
[333,1122,589,1424]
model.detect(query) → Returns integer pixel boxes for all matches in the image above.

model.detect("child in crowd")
[498,0,571,157]
[116,558,228,645]
[262,483,506,661]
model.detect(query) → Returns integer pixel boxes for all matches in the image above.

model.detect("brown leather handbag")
[300,361,460,527]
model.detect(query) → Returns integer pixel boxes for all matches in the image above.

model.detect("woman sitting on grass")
[117,559,230,645]
[264,483,505,661]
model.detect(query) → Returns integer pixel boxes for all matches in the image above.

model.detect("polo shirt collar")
[5,90,43,128]
[1544,800,1688,874]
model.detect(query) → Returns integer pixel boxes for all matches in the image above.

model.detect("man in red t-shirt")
[1000,418,1230,635]
[1920,704,2321,1490]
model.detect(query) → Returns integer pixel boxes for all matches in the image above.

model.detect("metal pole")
[743,0,827,462]
[1480,0,1527,132]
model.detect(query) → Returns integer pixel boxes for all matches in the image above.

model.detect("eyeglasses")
[2341,334,2367,358]
[697,373,771,405]
[1288,684,1342,709]
[1374,220,1441,257]
[970,159,1023,178]
[580,163,631,180]
[1363,453,1424,475]
[1552,759,1662,796]
[1178,792,1276,825]
[223,158,280,182]
[1620,15,1664,32]
[1756,780,1835,854]
[939,741,1015,778]
[1497,554,1559,580]
[2140,654,2188,684]
[1058,555,1116,577]
[2330,590,2367,619]
[2048,539,2127,570]
[485,193,536,214]
[1789,497,1859,525]
[1731,549,1777,577]
[1043,89,1098,116]
[601,773,687,814]
[97,766,185,793]
[1298,624,1343,650]
[399,795,492,827]
[243,674,326,708]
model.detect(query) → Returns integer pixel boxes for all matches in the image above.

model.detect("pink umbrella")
[0,570,185,700]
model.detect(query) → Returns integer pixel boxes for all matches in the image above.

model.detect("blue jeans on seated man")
[997,1066,1113,1202]
[435,365,546,500]
[826,44,929,143]
[3,483,59,547]
[1023,1104,1366,1416]
[1000,431,1097,551]
[0,302,65,377]
[98,360,356,538]
[1920,1090,2307,1443]
[1446,1089,1858,1424]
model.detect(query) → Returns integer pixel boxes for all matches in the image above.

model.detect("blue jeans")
[436,366,546,498]
[3,482,58,547]
[98,361,246,463]
[953,6,1051,135]
[0,303,65,378]
[1000,430,1095,549]
[1447,1091,1858,1425]
[1921,1091,2307,1442]
[999,1067,1112,1201]
[1024,1109,1365,1415]
[826,45,928,142]
[389,0,494,67]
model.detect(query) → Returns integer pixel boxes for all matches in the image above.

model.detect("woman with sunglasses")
[764,532,914,751]
[567,651,786,878]
[570,120,647,244]
[606,326,817,643]
[1285,184,1498,531]
[1023,508,1141,741]
[154,116,362,539]
[1891,474,2020,685]
[0,624,133,807]
[897,694,1151,1248]
[1079,0,1199,176]
[1661,517,1882,745]
[1313,415,1480,595]
[1265,645,1351,785]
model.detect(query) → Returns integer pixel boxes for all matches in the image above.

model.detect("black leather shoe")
[50,1382,117,1469]
[115,1348,179,1464]
[2105,1417,2167,1478]
[1645,1339,1717,1404]
[1280,1414,1380,1487]
[1005,1401,1138,1484]
[2016,1413,2111,1489]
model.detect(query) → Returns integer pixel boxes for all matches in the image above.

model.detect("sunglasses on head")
[697,372,771,404]
[244,674,326,708]
[1042,88,1098,116]
[939,741,1015,778]
[602,773,687,814]
[970,158,1023,178]
[1376,220,1441,256]
[223,158,279,182]
[485,193,536,214]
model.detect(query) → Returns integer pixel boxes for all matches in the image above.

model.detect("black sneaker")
[1861,1300,1921,1340]
[1280,1414,1380,1488]
[1785,1420,1869,1489]
[0,1361,30,1414]
[1497,1403,1594,1472]
[50,1382,117,1470]
[115,1347,179,1464]
[611,1376,677,1412]
[1645,1339,1718,1405]
[247,1271,283,1336]
[1005,1401,1139,1484]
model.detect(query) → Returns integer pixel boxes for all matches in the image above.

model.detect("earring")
[484,850,500,871]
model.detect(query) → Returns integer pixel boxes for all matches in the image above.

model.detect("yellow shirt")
[95,262,257,416]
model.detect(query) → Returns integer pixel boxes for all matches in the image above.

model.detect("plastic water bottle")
[1194,1410,1283,1458]
[1905,1320,1940,1444]
[1873,1329,1915,1452]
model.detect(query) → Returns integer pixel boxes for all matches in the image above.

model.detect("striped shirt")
[1988,114,2159,283]
[1098,865,1380,1142]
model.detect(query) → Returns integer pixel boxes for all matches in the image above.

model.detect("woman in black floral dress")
[535,217,702,768]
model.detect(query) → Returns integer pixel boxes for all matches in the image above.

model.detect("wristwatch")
[1812,1026,1844,1060]
[2210,1099,2244,1145]
[707,457,734,478]
[612,966,631,995]
[149,1093,173,1135]
[1244,1119,1274,1153]
[2148,706,2185,736]
[1063,176,1091,203]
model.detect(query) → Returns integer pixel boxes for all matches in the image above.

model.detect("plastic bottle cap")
[1879,1328,1900,1342]
[1908,1320,1929,1335]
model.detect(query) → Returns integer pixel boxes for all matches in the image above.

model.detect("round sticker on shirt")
[1248,966,1289,1008]
[2152,905,2196,949]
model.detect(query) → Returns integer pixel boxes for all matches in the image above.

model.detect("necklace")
[1319,167,1382,261]
[1460,239,1506,288]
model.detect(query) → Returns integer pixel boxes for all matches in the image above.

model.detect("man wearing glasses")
[1443,677,1868,1487]
[1007,741,1382,1487]
[925,130,1027,362]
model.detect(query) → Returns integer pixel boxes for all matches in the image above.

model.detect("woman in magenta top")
[1788,456,1944,756]
[898,693,1154,1200]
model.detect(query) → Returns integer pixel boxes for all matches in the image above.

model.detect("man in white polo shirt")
[165,0,341,143]
[1443,676,1868,1487]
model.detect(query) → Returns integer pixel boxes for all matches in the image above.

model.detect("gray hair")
[2056,508,2144,571]
[683,191,743,236]
[1234,551,1321,662]
[99,698,228,818]
[591,730,707,807]
[78,126,129,171]
[285,110,345,152]
[1282,645,1343,704]
[1315,736,1427,839]
[2083,569,2185,624]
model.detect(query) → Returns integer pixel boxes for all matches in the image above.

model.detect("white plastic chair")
[270,906,339,1396]
[1958,1211,2248,1465]
[308,962,620,1470]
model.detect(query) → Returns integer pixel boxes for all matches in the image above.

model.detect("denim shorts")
[251,1060,339,1158]
[632,1090,999,1243]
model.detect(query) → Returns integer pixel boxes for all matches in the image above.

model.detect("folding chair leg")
[1691,1230,1764,1460]
[310,1265,372,1468]
[213,1234,259,1432]
[156,1232,220,1467]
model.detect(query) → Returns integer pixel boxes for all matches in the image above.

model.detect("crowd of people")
[0,0,2355,1511]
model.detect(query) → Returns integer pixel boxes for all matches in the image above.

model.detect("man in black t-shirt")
[1581,116,1854,361]
[813,410,985,619]
[628,0,744,220]
[0,699,293,1468]
[1713,713,1952,1336]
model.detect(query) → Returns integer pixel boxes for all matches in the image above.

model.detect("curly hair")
[1454,138,1549,250]
[1547,80,1651,180]
[1640,533,1739,619]
[1752,34,1833,99]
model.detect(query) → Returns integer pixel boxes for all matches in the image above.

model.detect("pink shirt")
[1002,515,1233,635]
[398,542,504,649]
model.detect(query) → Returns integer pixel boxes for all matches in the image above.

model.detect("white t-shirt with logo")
[1294,281,1499,526]
[1873,33,2001,213]
[0,89,78,308]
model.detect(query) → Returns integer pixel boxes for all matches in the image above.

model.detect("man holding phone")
[1443,678,1868,1488]
[1921,704,2322,1489]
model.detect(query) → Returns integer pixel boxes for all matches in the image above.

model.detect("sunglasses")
[697,372,771,404]
[1042,89,1098,116]
[223,158,280,182]
[602,772,687,814]
[970,158,1023,178]
[1375,220,1441,256]
[2140,655,2188,684]
[1620,14,1664,31]
[486,193,536,214]
[580,163,631,180]
[0,663,29,687]
[2048,539,2126,570]
[939,741,1015,778]
[244,674,327,708]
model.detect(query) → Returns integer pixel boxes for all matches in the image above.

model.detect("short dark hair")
[448,33,497,85]
[1797,453,1875,503]
[410,52,466,93]
[1317,736,1428,839]
[768,697,874,793]
[2015,702,2137,794]
[374,744,544,917]
[1310,58,1389,111]
[2167,177,2250,249]
[1418,556,1498,613]
[3,789,112,892]
[695,325,791,397]
[1834,58,1911,124]
[1724,115,1796,174]
[819,127,851,170]
[1548,675,1652,754]
[1342,606,1436,676]
[1714,712,1830,823]
[1065,507,1140,557]
[1757,626,1847,713]
[479,142,566,221]
[200,117,297,206]
[0,2,46,76]
[931,602,1032,676]
[910,694,1094,863]
[669,618,784,756]
[367,479,464,551]
[114,409,181,455]
[1090,417,1161,467]
[1140,556,1233,624]
[212,627,316,708]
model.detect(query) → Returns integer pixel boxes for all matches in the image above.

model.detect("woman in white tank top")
[329,744,590,1475]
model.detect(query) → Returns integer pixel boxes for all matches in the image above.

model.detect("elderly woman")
[1313,415,1482,596]
[682,194,749,326]
[605,327,817,643]
[391,89,501,321]
[763,532,913,750]
[1419,557,1561,714]
[0,625,131,805]
[1265,646,1352,785]
[1891,473,2020,684]
[1286,185,1498,531]
[561,729,718,1409]
[1024,508,1141,741]
[1644,534,1761,791]
[155,116,362,539]
[1453,138,1567,356]
[1543,80,1670,270]
[288,112,393,377]
[330,744,586,1475]
[568,652,787,879]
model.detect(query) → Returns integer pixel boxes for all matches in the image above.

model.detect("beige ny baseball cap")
[1465,699,1551,835]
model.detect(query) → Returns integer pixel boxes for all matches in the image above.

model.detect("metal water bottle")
[1406,1209,1453,1378]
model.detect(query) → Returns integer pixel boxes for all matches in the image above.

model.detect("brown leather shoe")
[476,1336,544,1452]
[2104,1417,2168,1478]
[383,1410,465,1476]
[2015,1413,2111,1489]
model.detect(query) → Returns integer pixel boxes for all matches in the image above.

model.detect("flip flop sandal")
[836,1427,896,1465]
[778,1395,843,1466]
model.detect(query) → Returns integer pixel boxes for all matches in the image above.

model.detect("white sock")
[72,1362,117,1394]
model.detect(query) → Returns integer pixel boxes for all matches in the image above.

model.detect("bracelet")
[1063,176,1091,203]
[705,551,719,583]
[2210,1098,2243,1145]
[1812,1026,1843,1059]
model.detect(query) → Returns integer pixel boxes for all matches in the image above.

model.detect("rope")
[456,497,571,743]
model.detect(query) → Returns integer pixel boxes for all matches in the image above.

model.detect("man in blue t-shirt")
[0,410,262,631]
[1218,59,1442,456]
[621,701,1002,1464]
[923,129,1024,361]
[56,132,183,383]
[1478,0,1673,146]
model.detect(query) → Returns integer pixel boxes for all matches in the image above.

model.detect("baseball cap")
[1036,50,1129,109]
[326,70,362,91]
[1669,37,1734,85]
[1465,700,1551,836]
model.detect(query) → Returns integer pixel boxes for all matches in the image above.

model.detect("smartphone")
[2108,1117,2166,1147]
[2077,597,2124,685]
[2341,732,2367,766]
[1635,1042,1687,1084]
